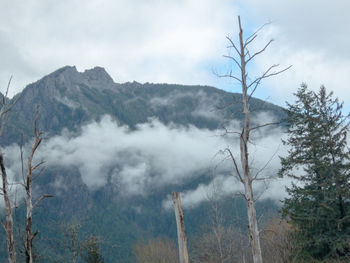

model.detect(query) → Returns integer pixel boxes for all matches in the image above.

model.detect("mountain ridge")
[0,66,285,262]
[3,65,285,146]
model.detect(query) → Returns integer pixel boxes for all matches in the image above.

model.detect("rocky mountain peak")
[50,65,115,90]
[37,65,82,91]
[52,65,78,75]
[21,65,116,101]
[82,66,114,86]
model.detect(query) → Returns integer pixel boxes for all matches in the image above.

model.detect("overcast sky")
[1,0,350,110]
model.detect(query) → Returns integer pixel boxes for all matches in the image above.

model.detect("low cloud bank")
[164,114,292,209]
[39,116,226,193]
[2,114,292,208]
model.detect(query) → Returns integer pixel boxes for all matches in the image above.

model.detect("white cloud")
[0,144,27,209]
[150,89,222,121]
[0,109,307,213]
[3,112,287,201]
[162,175,240,210]
[1,0,350,112]
[165,122,290,209]
[232,0,350,107]
[0,0,236,96]
[34,116,226,192]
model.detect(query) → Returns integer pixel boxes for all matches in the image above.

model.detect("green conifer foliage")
[279,84,350,261]
[81,235,105,263]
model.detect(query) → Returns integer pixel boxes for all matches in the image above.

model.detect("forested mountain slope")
[0,66,285,262]
[4,65,284,145]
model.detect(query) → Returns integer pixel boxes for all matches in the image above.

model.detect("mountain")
[4,65,284,145]
[0,66,285,262]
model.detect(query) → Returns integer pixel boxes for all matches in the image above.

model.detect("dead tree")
[0,77,17,263]
[220,16,291,263]
[172,192,189,263]
[24,106,52,263]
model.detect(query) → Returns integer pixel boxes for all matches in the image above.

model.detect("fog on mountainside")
[0,66,287,262]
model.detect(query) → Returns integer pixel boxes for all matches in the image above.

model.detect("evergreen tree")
[81,235,105,263]
[279,84,350,261]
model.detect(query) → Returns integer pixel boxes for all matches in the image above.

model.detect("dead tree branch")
[33,194,53,209]
[246,40,273,65]
[222,148,243,183]
[219,16,291,263]
[249,121,282,132]
[248,65,292,101]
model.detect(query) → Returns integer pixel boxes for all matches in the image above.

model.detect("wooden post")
[172,192,189,263]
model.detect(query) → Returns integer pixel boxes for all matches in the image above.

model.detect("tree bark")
[238,16,263,263]
[0,78,17,263]
[172,191,189,263]
[25,107,44,263]
[0,153,16,263]
[222,15,289,263]
[25,165,33,263]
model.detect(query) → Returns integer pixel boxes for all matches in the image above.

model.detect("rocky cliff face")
[3,65,284,146]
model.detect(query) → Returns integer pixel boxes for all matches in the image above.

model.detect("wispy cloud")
[2,113,292,210]
[36,116,226,191]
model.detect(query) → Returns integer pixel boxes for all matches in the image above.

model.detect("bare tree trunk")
[172,191,189,263]
[0,78,17,263]
[220,16,290,263]
[24,107,50,263]
[243,180,262,263]
[25,177,33,263]
[238,16,263,263]
[0,153,16,263]
[24,118,39,263]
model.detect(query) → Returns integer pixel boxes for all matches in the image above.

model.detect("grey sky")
[1,0,349,108]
